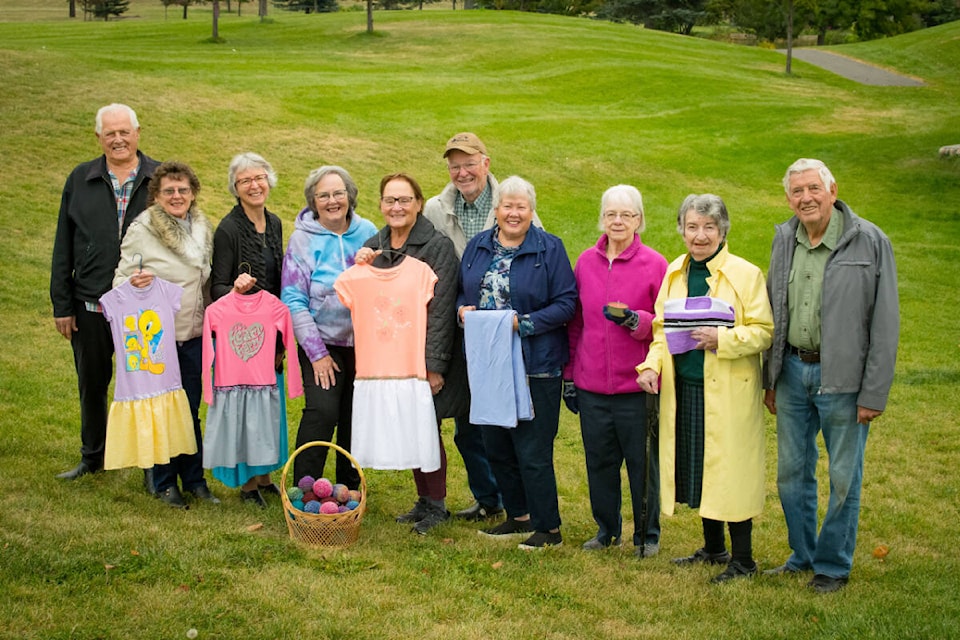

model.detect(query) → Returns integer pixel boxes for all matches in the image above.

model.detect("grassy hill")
[1,6,958,639]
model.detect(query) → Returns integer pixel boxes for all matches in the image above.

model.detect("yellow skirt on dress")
[104,389,197,470]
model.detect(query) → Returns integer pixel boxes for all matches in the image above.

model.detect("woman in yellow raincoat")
[637,193,773,584]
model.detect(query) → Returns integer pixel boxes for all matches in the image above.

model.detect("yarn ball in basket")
[286,487,304,502]
[292,499,305,511]
[304,500,321,514]
[313,478,333,498]
[320,501,340,514]
[297,476,316,492]
[332,484,350,503]
[345,500,359,511]
[348,489,362,503]
[302,490,317,503]
[338,505,350,513]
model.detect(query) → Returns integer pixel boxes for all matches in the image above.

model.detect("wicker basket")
[280,441,367,547]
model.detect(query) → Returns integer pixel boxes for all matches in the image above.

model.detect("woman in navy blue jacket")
[458,175,577,550]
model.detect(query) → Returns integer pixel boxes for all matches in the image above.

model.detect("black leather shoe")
[454,501,504,521]
[808,574,848,593]
[672,547,732,566]
[711,560,758,583]
[187,485,221,505]
[157,486,189,510]
[56,461,98,480]
[240,489,267,508]
[143,468,156,496]
[258,482,281,496]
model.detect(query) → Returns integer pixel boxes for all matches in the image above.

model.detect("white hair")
[95,104,139,134]
[599,184,645,233]
[493,175,537,213]
[783,158,836,194]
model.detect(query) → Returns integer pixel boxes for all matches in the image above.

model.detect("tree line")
[70,0,958,42]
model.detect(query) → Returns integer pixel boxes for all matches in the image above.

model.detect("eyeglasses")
[160,187,192,197]
[234,174,269,188]
[447,161,482,174]
[314,190,348,204]
[381,196,416,207]
[603,211,640,221]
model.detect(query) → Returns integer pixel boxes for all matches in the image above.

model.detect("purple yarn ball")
[297,476,316,492]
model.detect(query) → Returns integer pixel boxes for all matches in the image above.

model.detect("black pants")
[579,389,660,546]
[153,337,207,493]
[294,345,360,489]
[71,305,114,469]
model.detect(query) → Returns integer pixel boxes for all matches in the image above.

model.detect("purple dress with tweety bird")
[99,278,197,470]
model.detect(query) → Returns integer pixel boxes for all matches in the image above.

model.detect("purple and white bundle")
[663,296,735,354]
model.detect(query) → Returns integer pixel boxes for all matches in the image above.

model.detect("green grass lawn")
[1,4,959,638]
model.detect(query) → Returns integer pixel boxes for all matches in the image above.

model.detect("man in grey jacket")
[762,158,899,593]
[50,104,159,483]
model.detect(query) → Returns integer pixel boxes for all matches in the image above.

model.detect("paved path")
[777,48,924,86]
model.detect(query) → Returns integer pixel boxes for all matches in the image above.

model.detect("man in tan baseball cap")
[425,132,497,255]
[423,132,502,522]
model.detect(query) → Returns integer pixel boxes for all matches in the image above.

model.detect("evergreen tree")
[93,0,130,20]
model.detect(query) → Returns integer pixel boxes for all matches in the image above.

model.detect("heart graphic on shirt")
[229,321,265,361]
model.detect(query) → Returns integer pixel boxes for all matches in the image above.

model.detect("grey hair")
[303,165,359,215]
[677,193,730,239]
[783,158,836,194]
[95,104,139,134]
[599,184,645,233]
[493,175,537,213]
[227,152,278,198]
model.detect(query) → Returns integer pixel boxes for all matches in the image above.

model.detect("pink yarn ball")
[313,478,333,498]
[320,501,340,514]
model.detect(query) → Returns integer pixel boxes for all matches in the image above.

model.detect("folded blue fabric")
[464,310,533,427]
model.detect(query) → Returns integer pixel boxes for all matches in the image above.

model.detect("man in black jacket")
[50,104,159,481]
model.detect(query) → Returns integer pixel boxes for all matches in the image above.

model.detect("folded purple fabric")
[663,296,735,355]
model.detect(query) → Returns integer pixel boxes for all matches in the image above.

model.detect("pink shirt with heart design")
[201,290,303,405]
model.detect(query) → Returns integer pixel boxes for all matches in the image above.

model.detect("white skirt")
[351,378,440,472]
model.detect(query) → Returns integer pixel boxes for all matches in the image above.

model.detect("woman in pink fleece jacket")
[564,185,668,557]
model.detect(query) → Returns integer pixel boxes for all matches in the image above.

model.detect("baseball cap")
[444,132,487,157]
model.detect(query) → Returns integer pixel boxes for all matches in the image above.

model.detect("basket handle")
[280,440,367,498]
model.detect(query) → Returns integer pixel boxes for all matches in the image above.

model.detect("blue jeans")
[154,337,208,494]
[454,416,502,509]
[775,353,869,578]
[578,390,660,547]
[481,377,561,532]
